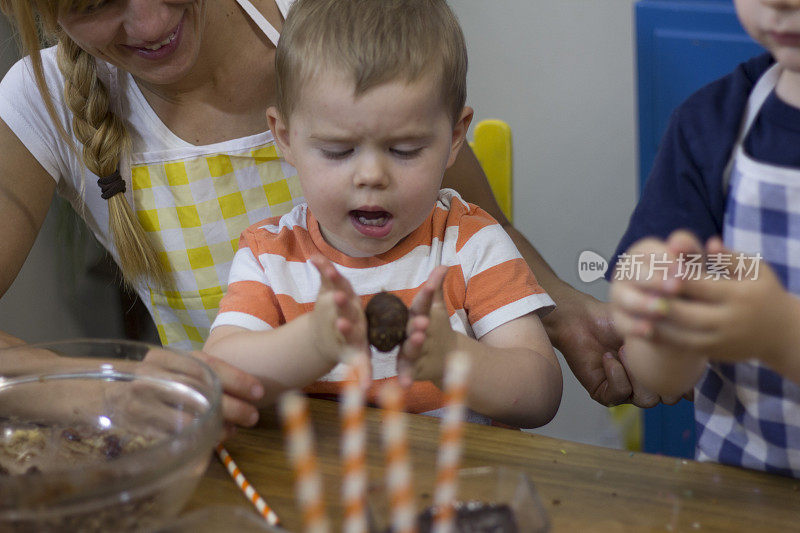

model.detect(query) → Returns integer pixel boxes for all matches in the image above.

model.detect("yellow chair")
[469,119,513,222]
[470,119,641,451]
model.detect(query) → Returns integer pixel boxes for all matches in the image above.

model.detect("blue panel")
[643,400,697,458]
[651,29,764,155]
[635,0,763,458]
[636,0,764,189]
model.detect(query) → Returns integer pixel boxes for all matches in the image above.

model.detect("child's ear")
[266,106,295,166]
[446,106,474,169]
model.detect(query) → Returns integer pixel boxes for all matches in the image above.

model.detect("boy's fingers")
[659,393,686,406]
[705,236,729,255]
[615,237,683,294]
[396,352,415,387]
[397,327,427,384]
[707,237,764,280]
[317,255,358,297]
[618,347,661,408]
[398,329,424,363]
[397,365,413,388]
[703,237,740,278]
[677,276,734,303]
[427,265,448,296]
[610,281,670,320]
[611,305,654,339]
[666,230,704,257]
[660,297,723,332]
[410,266,448,316]
[404,314,429,342]
[310,254,336,290]
[409,287,434,317]
[650,320,717,354]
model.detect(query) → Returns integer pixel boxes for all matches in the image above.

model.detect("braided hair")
[2,0,171,289]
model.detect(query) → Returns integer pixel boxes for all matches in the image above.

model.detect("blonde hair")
[1,0,171,289]
[276,0,467,125]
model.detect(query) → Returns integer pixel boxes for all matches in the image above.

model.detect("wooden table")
[187,399,800,532]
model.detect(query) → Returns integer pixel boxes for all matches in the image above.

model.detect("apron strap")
[235,0,282,47]
[722,63,782,194]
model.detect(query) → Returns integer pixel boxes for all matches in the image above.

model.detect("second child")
[610,0,800,475]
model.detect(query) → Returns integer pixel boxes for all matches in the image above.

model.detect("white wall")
[0,1,640,446]
[449,0,639,446]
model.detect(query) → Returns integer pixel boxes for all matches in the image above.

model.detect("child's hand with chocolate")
[309,255,371,373]
[395,266,458,387]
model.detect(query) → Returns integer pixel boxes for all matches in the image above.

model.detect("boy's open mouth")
[350,209,394,239]
[351,210,391,227]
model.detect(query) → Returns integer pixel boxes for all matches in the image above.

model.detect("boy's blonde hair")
[276,0,467,125]
[0,0,171,289]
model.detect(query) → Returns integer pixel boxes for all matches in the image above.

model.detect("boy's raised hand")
[612,230,800,388]
[643,237,800,367]
[309,255,371,382]
[610,230,702,341]
[396,265,456,387]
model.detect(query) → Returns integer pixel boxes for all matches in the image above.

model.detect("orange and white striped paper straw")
[432,351,471,533]
[379,381,416,533]
[279,391,329,533]
[340,359,368,533]
[216,444,280,526]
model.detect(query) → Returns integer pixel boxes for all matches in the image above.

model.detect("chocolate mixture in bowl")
[418,502,519,533]
[0,423,152,476]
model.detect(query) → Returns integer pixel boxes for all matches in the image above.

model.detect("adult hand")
[543,285,663,408]
[131,347,264,440]
[189,350,265,436]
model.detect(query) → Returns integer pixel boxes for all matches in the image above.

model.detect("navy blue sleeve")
[607,53,774,279]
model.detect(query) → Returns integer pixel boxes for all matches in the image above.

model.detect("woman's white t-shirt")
[0,0,301,351]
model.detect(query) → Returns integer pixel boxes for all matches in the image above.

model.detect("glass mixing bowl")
[0,339,222,531]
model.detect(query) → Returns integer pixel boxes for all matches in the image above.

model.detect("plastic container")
[369,466,550,533]
[0,339,222,532]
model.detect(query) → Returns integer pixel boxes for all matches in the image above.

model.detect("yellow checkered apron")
[131,142,301,351]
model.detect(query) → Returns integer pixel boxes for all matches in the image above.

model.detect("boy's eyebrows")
[309,133,356,143]
[309,132,435,143]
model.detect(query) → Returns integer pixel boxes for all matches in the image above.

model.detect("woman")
[0,0,647,425]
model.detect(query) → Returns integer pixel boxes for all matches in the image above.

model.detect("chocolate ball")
[365,291,408,352]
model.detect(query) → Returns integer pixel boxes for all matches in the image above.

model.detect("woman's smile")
[126,17,183,59]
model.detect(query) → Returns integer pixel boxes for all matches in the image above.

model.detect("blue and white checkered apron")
[695,63,800,477]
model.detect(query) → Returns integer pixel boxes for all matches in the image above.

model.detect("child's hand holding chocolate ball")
[314,257,456,389]
[309,255,371,377]
[365,266,456,387]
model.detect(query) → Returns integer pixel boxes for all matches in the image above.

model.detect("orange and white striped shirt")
[212,189,554,418]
